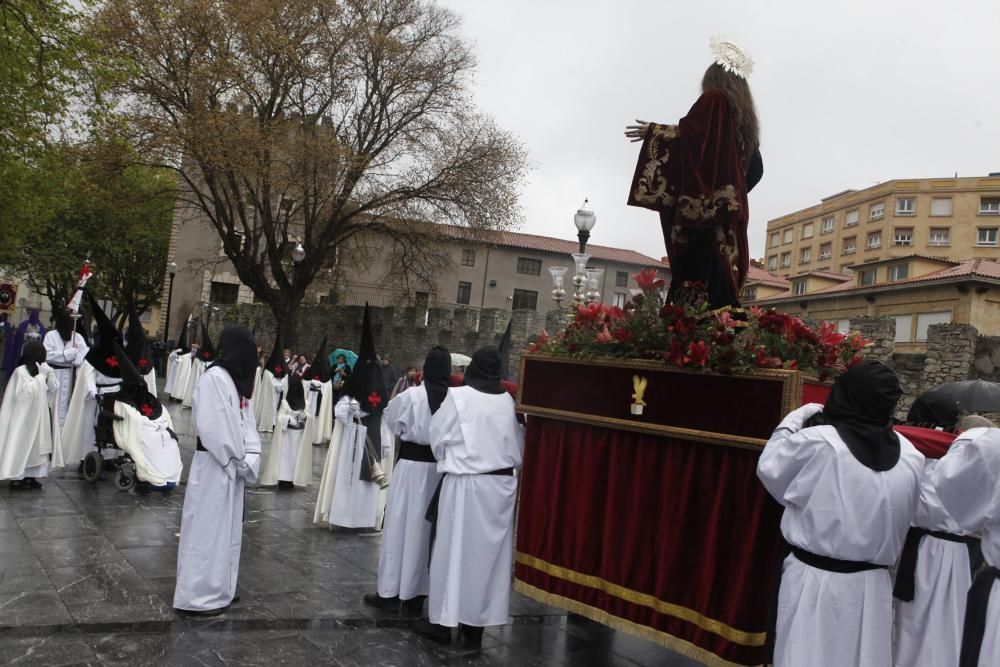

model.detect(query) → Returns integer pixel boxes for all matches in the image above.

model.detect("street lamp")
[292,242,306,264]
[550,200,601,310]
[163,261,177,343]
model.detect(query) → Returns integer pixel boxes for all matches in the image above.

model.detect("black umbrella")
[918,380,1000,413]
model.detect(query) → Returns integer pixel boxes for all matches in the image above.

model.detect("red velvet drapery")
[515,417,784,666]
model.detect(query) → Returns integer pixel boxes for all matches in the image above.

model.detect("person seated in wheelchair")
[107,342,183,493]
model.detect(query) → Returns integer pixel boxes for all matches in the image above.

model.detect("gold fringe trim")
[515,580,761,667]
[516,552,766,647]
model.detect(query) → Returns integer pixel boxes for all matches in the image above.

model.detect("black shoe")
[25,478,42,489]
[174,607,226,617]
[231,595,241,604]
[77,461,84,474]
[362,593,400,612]
[401,596,426,615]
[413,620,452,645]
[9,480,24,490]
[277,480,294,490]
[457,624,484,649]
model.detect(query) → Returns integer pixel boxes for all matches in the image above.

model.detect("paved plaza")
[0,394,696,666]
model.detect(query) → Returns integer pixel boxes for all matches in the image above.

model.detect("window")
[780,252,791,268]
[800,247,811,264]
[980,197,1000,215]
[888,263,909,281]
[783,229,794,244]
[770,232,781,248]
[836,319,851,334]
[893,315,914,343]
[866,231,882,249]
[516,257,542,275]
[792,280,807,296]
[931,198,953,216]
[858,269,876,286]
[819,242,832,259]
[767,255,778,271]
[209,281,239,304]
[615,271,629,287]
[821,216,835,234]
[456,281,472,305]
[894,228,913,246]
[916,312,951,341]
[461,249,476,267]
[928,228,950,246]
[802,222,814,239]
[869,202,885,221]
[895,197,915,215]
[742,286,757,301]
[843,236,856,255]
[613,292,626,308]
[845,210,860,227]
[978,228,999,246]
[511,288,538,310]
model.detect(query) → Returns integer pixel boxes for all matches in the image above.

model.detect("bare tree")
[93,0,528,346]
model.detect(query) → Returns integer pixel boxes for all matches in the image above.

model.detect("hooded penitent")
[125,302,154,376]
[175,317,191,355]
[112,341,162,420]
[464,346,505,395]
[75,316,92,347]
[19,341,47,378]
[309,336,331,383]
[55,311,74,342]
[818,360,903,471]
[423,346,451,414]
[342,303,388,482]
[209,325,257,399]
[84,294,123,378]
[198,323,217,364]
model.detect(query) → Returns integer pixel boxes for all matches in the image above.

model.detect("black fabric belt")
[287,423,305,431]
[960,565,1000,667]
[398,440,437,464]
[196,438,206,452]
[894,526,981,602]
[49,362,73,370]
[97,382,120,388]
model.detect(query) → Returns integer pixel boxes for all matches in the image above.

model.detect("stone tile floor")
[0,398,699,666]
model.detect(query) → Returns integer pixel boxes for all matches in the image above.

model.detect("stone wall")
[199,303,544,381]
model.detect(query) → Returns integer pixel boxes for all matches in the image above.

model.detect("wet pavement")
[0,394,698,666]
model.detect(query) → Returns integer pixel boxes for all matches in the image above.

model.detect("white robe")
[378,386,442,600]
[250,366,263,414]
[42,330,88,427]
[931,427,1000,667]
[258,400,311,487]
[59,362,122,463]
[169,352,193,401]
[111,402,182,487]
[312,381,333,445]
[313,396,392,528]
[427,387,524,627]
[254,372,285,433]
[894,457,975,667]
[181,357,206,408]
[164,350,180,395]
[142,368,157,397]
[0,364,63,479]
[757,403,924,667]
[173,366,261,612]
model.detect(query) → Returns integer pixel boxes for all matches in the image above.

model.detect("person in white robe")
[757,361,924,667]
[107,341,183,491]
[173,325,261,616]
[259,374,311,489]
[414,346,524,648]
[124,303,157,397]
[0,342,63,487]
[364,346,448,614]
[254,342,287,432]
[181,331,213,408]
[164,347,180,395]
[313,306,391,529]
[42,312,89,427]
[893,430,980,667]
[304,336,334,445]
[931,425,1000,667]
[166,318,193,399]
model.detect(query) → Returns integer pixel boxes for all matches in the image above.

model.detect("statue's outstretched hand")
[624,119,650,142]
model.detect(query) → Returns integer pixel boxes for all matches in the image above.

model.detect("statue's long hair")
[702,63,759,164]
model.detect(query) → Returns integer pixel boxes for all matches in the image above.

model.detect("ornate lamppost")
[163,261,177,342]
[550,200,603,310]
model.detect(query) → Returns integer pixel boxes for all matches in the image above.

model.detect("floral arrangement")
[530,270,868,381]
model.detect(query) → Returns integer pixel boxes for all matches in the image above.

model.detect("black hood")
[55,311,74,342]
[19,341,46,377]
[423,346,451,414]
[208,325,257,399]
[821,360,902,471]
[286,374,306,411]
[308,336,331,383]
[199,322,217,363]
[175,318,191,354]
[112,340,162,420]
[84,293,123,378]
[125,301,153,376]
[343,303,387,414]
[464,346,505,395]
[264,336,286,379]
[497,318,513,380]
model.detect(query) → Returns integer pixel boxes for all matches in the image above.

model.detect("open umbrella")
[918,379,1000,414]
[450,352,472,369]
[329,348,358,370]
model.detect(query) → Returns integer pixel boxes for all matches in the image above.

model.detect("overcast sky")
[438,0,1000,260]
